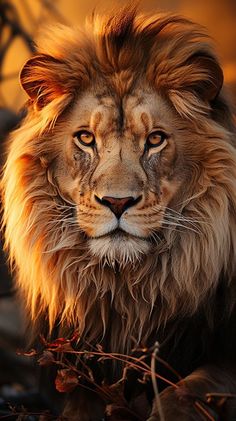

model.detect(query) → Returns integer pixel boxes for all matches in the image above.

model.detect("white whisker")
[162,220,201,235]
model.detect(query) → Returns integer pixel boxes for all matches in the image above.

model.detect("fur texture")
[2,7,236,347]
[2,9,236,412]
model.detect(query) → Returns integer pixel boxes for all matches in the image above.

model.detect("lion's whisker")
[163,215,202,232]
[162,220,201,235]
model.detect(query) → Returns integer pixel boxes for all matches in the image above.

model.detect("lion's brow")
[117,100,124,130]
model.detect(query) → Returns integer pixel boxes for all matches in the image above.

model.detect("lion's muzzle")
[94,195,142,219]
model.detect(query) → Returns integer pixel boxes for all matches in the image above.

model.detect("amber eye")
[146,131,167,149]
[73,130,95,147]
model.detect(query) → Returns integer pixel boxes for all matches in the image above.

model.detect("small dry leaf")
[16,349,37,357]
[50,343,74,353]
[55,369,79,393]
[47,337,74,353]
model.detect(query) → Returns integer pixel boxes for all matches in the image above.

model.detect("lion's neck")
[56,254,207,353]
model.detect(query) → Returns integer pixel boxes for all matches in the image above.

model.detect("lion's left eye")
[146,131,168,149]
[73,130,95,147]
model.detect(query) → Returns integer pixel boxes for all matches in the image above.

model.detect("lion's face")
[54,85,185,264]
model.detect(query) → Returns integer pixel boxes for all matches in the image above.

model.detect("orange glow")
[224,62,236,84]
[1,1,235,109]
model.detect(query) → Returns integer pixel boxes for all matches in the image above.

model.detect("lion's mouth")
[91,228,148,241]
[88,227,151,264]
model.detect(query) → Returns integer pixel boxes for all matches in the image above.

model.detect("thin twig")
[194,401,216,421]
[206,392,236,399]
[151,342,165,421]
[48,348,179,389]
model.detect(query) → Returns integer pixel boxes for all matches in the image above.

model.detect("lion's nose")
[95,195,142,218]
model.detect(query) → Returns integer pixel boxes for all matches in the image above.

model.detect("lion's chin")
[88,231,150,267]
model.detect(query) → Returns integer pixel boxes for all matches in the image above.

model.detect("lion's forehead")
[69,88,175,141]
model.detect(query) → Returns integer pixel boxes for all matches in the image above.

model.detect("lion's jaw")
[54,87,181,265]
[89,233,150,267]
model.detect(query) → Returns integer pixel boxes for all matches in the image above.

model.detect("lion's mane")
[2,7,236,354]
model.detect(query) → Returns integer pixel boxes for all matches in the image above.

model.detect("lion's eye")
[73,131,95,147]
[146,131,167,149]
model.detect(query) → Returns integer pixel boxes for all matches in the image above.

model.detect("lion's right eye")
[73,130,95,147]
[146,131,168,149]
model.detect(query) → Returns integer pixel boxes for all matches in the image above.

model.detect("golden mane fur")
[2,7,236,355]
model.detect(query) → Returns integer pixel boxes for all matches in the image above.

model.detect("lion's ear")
[186,53,224,102]
[20,54,67,108]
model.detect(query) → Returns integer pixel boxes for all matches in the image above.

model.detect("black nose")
[95,195,142,218]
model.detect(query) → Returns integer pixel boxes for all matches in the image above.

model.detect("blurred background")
[0,0,235,418]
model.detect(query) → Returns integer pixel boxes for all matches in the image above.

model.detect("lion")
[2,5,236,420]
